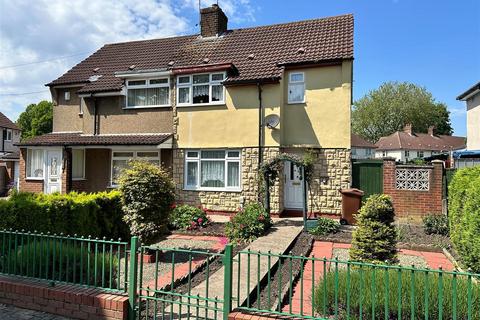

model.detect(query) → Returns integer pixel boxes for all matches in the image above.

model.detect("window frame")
[418,151,424,158]
[184,149,241,192]
[5,129,12,141]
[176,72,226,107]
[110,150,160,186]
[405,150,410,158]
[72,148,86,180]
[125,77,171,109]
[287,72,306,104]
[64,91,71,101]
[26,149,45,180]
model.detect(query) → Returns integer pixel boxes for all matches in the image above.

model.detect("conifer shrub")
[118,160,175,243]
[349,194,398,264]
[449,166,480,272]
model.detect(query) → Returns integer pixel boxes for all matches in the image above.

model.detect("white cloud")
[0,0,255,122]
[449,106,467,117]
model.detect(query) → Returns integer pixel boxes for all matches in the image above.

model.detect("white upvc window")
[405,150,410,158]
[366,148,372,156]
[382,151,387,157]
[184,149,241,191]
[26,149,45,179]
[288,72,305,104]
[111,150,160,185]
[418,151,424,158]
[177,72,225,106]
[126,78,170,108]
[5,129,12,141]
[64,91,71,101]
[72,149,85,180]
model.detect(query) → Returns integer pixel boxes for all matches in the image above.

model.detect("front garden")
[0,161,479,319]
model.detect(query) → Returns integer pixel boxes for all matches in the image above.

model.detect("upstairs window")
[177,72,225,106]
[288,72,305,103]
[126,78,170,108]
[5,129,12,141]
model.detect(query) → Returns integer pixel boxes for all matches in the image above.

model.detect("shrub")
[349,194,398,264]
[169,205,210,230]
[1,239,119,288]
[314,267,479,319]
[449,166,480,272]
[225,203,272,243]
[308,217,340,236]
[0,190,128,239]
[422,214,449,236]
[119,160,175,243]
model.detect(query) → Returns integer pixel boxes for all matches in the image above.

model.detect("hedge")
[449,166,480,272]
[0,191,129,239]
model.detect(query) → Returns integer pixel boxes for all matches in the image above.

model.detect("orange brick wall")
[383,158,443,216]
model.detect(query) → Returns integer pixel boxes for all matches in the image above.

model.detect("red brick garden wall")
[383,158,443,216]
[0,276,128,320]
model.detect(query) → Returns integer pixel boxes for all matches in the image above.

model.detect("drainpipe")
[1,129,4,153]
[64,146,72,192]
[257,83,263,169]
[93,97,98,135]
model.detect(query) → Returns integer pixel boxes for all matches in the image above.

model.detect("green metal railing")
[234,250,480,320]
[134,243,232,320]
[0,229,129,292]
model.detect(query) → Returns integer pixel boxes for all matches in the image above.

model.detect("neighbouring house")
[351,133,376,159]
[0,112,21,193]
[374,124,465,163]
[453,81,480,167]
[16,4,353,215]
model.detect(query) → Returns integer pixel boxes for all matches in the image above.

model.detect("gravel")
[332,248,428,268]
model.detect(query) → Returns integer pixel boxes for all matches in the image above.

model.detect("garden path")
[172,218,303,319]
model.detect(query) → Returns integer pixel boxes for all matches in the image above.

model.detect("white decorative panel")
[395,168,430,191]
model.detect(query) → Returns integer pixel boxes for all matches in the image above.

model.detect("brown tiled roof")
[351,133,376,148]
[16,133,172,146]
[47,14,354,93]
[0,112,20,130]
[375,131,466,152]
[0,151,19,160]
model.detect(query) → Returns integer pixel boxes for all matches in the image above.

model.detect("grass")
[314,264,479,319]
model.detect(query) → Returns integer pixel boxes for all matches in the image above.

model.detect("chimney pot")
[200,4,228,37]
[403,123,413,135]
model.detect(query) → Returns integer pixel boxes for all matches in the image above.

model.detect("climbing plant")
[259,151,315,214]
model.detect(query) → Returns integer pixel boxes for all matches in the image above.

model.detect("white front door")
[284,161,304,209]
[45,150,62,194]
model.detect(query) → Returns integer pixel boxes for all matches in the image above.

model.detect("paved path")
[171,219,303,319]
[0,304,71,320]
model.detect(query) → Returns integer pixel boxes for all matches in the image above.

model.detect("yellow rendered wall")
[282,61,352,148]
[161,60,352,149]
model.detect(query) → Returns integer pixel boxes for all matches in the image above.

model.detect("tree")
[16,100,53,140]
[352,82,453,142]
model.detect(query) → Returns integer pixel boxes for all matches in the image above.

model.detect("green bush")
[308,217,340,236]
[449,166,480,272]
[169,204,210,230]
[225,203,272,243]
[119,160,175,243]
[422,214,449,236]
[314,268,479,319]
[350,194,398,264]
[0,190,128,239]
[0,239,119,288]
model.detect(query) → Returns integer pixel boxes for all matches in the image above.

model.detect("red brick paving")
[280,240,454,316]
[143,234,226,295]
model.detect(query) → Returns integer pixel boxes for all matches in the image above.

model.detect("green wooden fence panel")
[352,160,384,200]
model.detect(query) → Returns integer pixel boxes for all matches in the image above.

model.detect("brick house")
[17,4,353,215]
[0,112,21,193]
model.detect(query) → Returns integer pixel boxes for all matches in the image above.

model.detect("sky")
[0,0,479,136]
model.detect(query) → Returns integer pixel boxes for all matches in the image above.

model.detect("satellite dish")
[265,114,280,129]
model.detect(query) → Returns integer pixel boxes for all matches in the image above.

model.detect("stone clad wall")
[173,147,350,215]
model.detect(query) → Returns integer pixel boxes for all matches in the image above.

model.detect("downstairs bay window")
[111,150,160,185]
[185,150,241,191]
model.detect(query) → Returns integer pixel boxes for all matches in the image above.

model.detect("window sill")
[25,177,43,181]
[177,102,226,107]
[123,105,171,110]
[184,187,242,193]
[287,101,306,105]
[72,178,86,181]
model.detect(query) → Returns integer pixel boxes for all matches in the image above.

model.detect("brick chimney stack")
[403,123,413,135]
[200,4,228,37]
[428,126,435,136]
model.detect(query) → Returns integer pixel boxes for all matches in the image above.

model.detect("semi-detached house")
[17,4,354,215]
